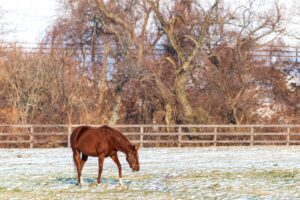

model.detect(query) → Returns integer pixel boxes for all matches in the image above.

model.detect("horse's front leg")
[97,154,105,184]
[111,154,123,185]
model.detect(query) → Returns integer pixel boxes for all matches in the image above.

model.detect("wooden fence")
[1,124,300,148]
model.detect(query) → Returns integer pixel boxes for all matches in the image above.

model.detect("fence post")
[30,126,34,148]
[67,125,72,148]
[140,126,144,148]
[269,49,273,65]
[287,127,290,146]
[213,127,217,147]
[296,48,298,64]
[251,127,254,146]
[178,127,182,147]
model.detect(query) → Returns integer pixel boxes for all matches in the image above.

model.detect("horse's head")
[126,145,140,172]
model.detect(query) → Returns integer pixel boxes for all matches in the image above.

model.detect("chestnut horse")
[70,125,140,185]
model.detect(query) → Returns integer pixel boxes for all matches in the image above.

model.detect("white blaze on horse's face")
[126,145,140,172]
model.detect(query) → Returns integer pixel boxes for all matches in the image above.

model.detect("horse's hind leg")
[72,149,82,185]
[80,154,88,169]
[79,154,88,183]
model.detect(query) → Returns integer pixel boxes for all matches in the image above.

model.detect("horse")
[70,125,140,186]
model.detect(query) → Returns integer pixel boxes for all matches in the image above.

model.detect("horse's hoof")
[119,178,123,185]
[98,183,107,190]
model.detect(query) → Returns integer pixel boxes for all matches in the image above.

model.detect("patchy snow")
[286,68,300,91]
[247,63,300,122]
[1,147,300,199]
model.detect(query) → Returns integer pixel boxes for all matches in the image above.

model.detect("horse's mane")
[101,125,132,145]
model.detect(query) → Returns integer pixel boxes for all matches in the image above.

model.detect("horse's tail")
[70,126,88,173]
[72,150,77,173]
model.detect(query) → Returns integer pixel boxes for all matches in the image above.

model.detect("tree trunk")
[109,94,122,125]
[174,72,209,123]
[95,41,112,123]
[164,103,175,132]
[98,42,111,107]
[154,76,176,128]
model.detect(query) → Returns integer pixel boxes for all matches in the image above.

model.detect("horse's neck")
[113,135,132,155]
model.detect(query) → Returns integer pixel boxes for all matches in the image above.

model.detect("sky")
[0,0,60,44]
[0,0,298,46]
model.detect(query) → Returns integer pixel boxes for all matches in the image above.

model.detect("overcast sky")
[0,0,298,46]
[0,0,60,44]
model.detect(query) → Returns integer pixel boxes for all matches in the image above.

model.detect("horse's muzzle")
[132,165,140,172]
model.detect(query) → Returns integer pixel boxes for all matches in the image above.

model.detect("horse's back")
[71,125,113,156]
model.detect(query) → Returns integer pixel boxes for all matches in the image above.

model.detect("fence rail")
[1,124,300,148]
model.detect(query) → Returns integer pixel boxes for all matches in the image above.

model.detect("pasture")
[1,147,300,199]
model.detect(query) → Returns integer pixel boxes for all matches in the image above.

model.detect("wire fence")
[0,42,300,66]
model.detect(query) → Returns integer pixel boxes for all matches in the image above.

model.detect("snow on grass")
[1,147,300,199]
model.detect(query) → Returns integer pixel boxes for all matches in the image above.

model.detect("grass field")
[1,147,300,199]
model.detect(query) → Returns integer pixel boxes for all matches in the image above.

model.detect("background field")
[1,147,300,199]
